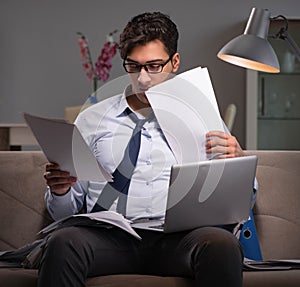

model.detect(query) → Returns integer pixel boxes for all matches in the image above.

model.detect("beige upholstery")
[0,152,51,251]
[0,150,299,287]
[64,105,90,123]
[224,103,237,132]
[246,150,300,260]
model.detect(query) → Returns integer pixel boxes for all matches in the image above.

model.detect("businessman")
[42,11,245,287]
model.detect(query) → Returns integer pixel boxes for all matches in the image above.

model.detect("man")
[42,12,245,287]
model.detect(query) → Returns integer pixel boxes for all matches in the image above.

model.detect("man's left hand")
[205,131,244,158]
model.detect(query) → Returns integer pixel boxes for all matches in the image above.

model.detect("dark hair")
[119,12,179,59]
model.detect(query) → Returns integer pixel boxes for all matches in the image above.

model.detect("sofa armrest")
[245,150,300,260]
[0,151,53,251]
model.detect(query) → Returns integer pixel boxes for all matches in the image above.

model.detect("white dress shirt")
[45,86,258,221]
[45,87,177,221]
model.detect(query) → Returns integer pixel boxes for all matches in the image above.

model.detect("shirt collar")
[116,85,133,117]
[116,85,155,123]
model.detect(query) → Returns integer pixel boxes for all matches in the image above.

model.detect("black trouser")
[37,226,243,287]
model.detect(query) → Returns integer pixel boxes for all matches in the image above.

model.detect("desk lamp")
[217,7,300,73]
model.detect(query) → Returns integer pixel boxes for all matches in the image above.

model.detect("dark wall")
[1,0,299,148]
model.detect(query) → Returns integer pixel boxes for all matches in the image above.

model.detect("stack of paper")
[39,210,141,240]
[146,67,225,163]
[24,113,112,182]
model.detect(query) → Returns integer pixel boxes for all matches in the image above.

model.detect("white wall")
[1,0,299,147]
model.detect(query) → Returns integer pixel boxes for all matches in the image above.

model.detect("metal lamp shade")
[217,7,280,73]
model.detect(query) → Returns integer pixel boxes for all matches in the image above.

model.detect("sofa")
[0,150,299,287]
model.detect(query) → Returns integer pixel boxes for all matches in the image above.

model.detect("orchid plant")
[77,30,118,101]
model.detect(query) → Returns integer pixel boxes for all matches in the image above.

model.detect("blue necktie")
[91,109,153,214]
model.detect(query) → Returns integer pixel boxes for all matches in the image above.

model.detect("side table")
[0,124,38,150]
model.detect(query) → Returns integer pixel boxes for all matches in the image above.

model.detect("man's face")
[125,40,180,106]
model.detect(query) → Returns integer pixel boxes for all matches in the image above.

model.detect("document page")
[39,210,141,240]
[243,258,300,270]
[146,66,225,163]
[23,113,112,182]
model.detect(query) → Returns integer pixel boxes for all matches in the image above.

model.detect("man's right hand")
[44,162,77,195]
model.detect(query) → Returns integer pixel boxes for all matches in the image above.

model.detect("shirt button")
[146,160,151,165]
[146,182,150,186]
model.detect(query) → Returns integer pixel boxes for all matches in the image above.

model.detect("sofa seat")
[0,269,194,287]
[0,150,299,287]
[1,268,300,287]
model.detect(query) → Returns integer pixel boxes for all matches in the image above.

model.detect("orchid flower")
[77,32,96,82]
[77,30,118,93]
[95,30,118,82]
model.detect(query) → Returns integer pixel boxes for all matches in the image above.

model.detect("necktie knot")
[127,109,154,135]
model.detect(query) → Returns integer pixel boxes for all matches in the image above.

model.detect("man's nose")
[137,68,151,85]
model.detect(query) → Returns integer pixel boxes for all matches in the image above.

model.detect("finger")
[45,162,60,172]
[206,130,229,140]
[206,137,228,149]
[43,170,71,180]
[206,145,228,155]
[47,177,77,193]
[213,152,235,159]
[48,176,77,186]
[210,145,242,158]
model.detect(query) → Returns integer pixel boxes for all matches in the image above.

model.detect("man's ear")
[172,53,180,72]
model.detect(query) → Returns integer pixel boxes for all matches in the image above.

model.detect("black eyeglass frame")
[123,53,175,74]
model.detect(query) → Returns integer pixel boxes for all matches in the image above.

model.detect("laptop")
[131,155,257,233]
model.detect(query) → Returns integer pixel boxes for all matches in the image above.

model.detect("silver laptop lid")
[164,155,257,233]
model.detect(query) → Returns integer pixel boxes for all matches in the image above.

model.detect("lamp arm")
[271,15,300,62]
[280,30,300,62]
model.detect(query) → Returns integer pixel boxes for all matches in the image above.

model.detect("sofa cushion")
[1,268,300,287]
[0,150,300,287]
[0,268,37,287]
[245,150,300,260]
[243,269,300,287]
[86,274,194,287]
[0,151,52,251]
[0,269,194,287]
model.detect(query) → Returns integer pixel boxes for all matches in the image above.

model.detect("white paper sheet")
[39,210,141,240]
[146,66,225,163]
[23,113,112,182]
[178,67,220,114]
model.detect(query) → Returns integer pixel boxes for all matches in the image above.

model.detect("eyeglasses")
[123,54,174,74]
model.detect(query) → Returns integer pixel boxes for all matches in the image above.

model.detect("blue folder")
[239,210,262,261]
